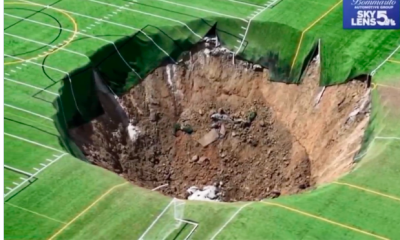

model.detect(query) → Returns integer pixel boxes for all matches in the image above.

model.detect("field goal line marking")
[5,202,67,224]
[260,202,389,240]
[334,181,400,202]
[290,0,343,70]
[4,133,65,154]
[48,182,129,240]
[209,202,252,240]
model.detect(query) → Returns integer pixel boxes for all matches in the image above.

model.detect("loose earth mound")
[70,41,371,202]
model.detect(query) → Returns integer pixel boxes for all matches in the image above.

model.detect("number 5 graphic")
[377,11,389,26]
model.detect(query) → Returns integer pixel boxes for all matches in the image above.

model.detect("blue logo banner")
[343,0,400,29]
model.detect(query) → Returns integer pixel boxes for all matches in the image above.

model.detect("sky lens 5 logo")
[343,0,400,29]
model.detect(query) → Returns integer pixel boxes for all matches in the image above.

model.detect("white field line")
[209,202,252,240]
[177,219,199,240]
[18,0,176,64]
[152,0,248,22]
[235,0,279,54]
[224,0,263,8]
[4,53,82,116]
[4,153,67,198]
[5,13,141,79]
[4,77,59,96]
[4,165,33,176]
[353,135,400,163]
[371,43,400,76]
[138,198,176,240]
[9,10,131,113]
[4,33,88,58]
[375,136,400,141]
[90,0,202,39]
[4,104,53,121]
[4,133,65,154]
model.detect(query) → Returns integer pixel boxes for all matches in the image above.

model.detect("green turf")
[4,0,400,239]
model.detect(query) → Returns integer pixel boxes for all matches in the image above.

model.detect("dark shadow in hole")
[298,41,319,83]
[4,3,63,58]
[5,117,59,137]
[4,178,38,203]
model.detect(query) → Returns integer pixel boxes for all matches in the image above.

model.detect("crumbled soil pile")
[70,43,370,202]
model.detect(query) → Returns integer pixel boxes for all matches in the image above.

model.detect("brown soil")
[70,45,370,202]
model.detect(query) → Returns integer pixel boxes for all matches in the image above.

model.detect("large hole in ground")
[70,41,371,202]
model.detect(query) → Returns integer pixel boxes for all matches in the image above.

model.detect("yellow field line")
[334,181,400,202]
[6,202,67,224]
[48,182,129,240]
[290,0,343,70]
[261,202,389,240]
[376,83,400,91]
[387,59,400,64]
[4,2,78,65]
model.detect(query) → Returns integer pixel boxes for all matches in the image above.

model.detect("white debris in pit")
[166,64,183,99]
[345,89,371,125]
[203,36,220,47]
[113,95,129,114]
[314,86,326,107]
[253,64,262,70]
[127,122,141,142]
[211,113,231,121]
[166,64,173,87]
[204,48,211,58]
[187,185,220,202]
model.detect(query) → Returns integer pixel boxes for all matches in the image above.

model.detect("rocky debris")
[198,129,220,147]
[219,124,226,138]
[199,156,209,163]
[187,185,221,201]
[314,86,326,107]
[174,123,194,135]
[211,113,231,122]
[345,89,371,125]
[78,40,369,202]
[191,155,199,162]
[127,123,140,142]
[149,112,159,122]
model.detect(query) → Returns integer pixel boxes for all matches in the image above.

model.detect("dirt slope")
[70,44,370,201]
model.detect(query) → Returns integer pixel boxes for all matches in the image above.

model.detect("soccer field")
[4,0,400,239]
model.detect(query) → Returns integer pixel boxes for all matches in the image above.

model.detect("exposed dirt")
[70,43,371,202]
